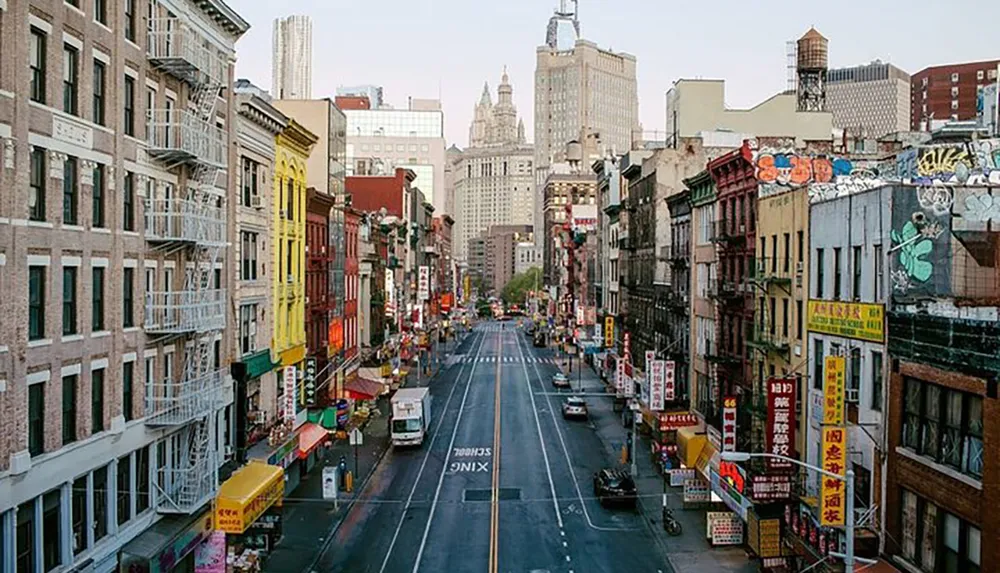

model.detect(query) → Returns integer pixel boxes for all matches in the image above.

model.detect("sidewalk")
[555,351,755,573]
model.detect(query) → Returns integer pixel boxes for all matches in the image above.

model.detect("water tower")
[796,27,828,112]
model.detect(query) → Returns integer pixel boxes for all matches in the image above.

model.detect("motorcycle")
[662,507,682,536]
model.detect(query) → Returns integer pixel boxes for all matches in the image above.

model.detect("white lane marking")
[377,332,486,573]
[514,333,564,529]
[412,330,490,573]
[565,556,571,562]
[524,340,634,532]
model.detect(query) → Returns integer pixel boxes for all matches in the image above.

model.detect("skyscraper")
[827,61,911,138]
[272,15,312,99]
[533,1,639,247]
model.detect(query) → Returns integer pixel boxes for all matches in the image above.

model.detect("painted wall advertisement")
[823,356,846,426]
[820,426,847,527]
[722,396,737,452]
[706,511,745,546]
[766,377,796,470]
[418,265,430,301]
[663,360,676,402]
[604,316,614,348]
[283,366,297,424]
[649,358,664,411]
[806,300,885,343]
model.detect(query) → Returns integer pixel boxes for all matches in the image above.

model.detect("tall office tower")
[454,70,534,261]
[827,61,911,138]
[533,0,639,251]
[272,15,312,99]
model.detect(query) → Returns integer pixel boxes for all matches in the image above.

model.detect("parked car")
[562,397,588,419]
[552,373,571,389]
[592,469,638,508]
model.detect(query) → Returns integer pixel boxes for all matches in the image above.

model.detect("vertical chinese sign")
[418,265,430,301]
[820,426,847,526]
[664,360,676,402]
[650,360,664,411]
[604,316,614,348]
[722,396,737,452]
[823,356,846,425]
[616,357,625,396]
[283,366,297,424]
[766,377,796,470]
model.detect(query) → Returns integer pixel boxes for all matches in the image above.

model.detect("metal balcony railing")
[144,198,226,246]
[747,327,791,353]
[711,220,747,245]
[146,110,227,169]
[145,368,226,427]
[147,18,228,87]
[750,257,792,285]
[145,289,226,334]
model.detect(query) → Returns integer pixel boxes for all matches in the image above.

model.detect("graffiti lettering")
[755,153,846,186]
[916,187,954,216]
[963,191,1000,223]
[917,146,974,179]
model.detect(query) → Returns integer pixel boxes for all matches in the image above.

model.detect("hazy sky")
[229,0,998,147]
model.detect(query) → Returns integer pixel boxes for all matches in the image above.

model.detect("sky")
[229,0,998,148]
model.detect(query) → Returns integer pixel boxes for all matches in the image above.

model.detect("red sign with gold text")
[766,377,796,470]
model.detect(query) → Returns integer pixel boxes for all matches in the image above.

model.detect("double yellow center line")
[488,332,502,573]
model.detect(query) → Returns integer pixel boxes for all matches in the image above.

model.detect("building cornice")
[279,119,319,157]
[237,94,288,136]
[193,0,250,38]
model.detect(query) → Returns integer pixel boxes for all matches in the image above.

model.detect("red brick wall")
[910,60,1000,129]
[345,170,406,218]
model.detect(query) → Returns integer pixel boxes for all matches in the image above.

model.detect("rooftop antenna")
[571,0,579,32]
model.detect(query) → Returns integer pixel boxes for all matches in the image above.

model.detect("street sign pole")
[349,428,364,482]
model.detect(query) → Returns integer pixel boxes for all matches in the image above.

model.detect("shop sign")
[766,377,796,470]
[623,371,634,398]
[707,425,722,450]
[748,512,782,559]
[807,300,884,343]
[283,366,297,424]
[707,511,744,546]
[670,468,696,487]
[215,473,284,534]
[663,360,676,402]
[650,359,665,411]
[623,331,632,363]
[823,356,846,425]
[194,531,226,573]
[820,426,847,526]
[604,316,614,348]
[659,412,699,431]
[639,372,649,406]
[722,396,737,452]
[683,478,710,503]
[418,266,430,301]
[810,391,824,427]
[576,306,585,325]
[615,357,625,396]
[786,503,840,557]
[751,474,792,502]
[267,433,298,469]
[385,270,396,317]
[304,358,317,407]
[761,557,790,569]
[712,462,751,520]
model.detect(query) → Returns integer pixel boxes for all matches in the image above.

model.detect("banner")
[304,358,317,407]
[664,360,676,402]
[418,266,430,301]
[766,377,796,470]
[604,316,614,348]
[283,366,297,424]
[722,396,737,452]
[623,331,632,363]
[750,475,792,502]
[659,412,699,431]
[807,300,884,343]
[823,356,846,426]
[650,359,665,411]
[820,426,847,526]
[385,270,396,317]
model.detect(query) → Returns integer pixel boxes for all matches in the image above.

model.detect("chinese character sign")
[722,396,737,452]
[820,426,847,526]
[823,356,846,426]
[623,332,632,363]
[616,357,625,396]
[418,266,430,301]
[604,316,614,348]
[650,360,665,411]
[766,377,796,470]
[664,360,676,402]
[283,366,297,424]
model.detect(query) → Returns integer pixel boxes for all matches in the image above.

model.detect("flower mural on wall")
[891,220,934,287]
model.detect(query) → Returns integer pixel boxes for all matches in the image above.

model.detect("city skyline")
[228,0,999,147]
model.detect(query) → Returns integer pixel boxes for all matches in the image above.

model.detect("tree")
[501,267,542,305]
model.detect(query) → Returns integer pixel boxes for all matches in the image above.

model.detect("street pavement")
[283,322,755,573]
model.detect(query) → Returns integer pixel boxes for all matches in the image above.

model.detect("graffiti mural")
[952,187,1000,231]
[889,187,952,299]
[904,141,1000,186]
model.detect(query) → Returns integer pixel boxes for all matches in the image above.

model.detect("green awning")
[242,349,278,380]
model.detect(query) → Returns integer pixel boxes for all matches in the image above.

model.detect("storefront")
[119,510,215,573]
[645,411,700,475]
[214,461,285,572]
[297,423,330,474]
[232,349,281,449]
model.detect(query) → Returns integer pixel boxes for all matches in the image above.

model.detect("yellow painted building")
[273,120,318,371]
[749,186,809,457]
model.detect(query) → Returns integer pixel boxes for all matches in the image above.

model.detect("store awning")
[120,510,214,572]
[345,376,384,400]
[239,349,279,380]
[215,461,284,534]
[677,426,707,470]
[297,422,330,459]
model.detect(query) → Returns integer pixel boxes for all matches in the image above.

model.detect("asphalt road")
[307,324,673,573]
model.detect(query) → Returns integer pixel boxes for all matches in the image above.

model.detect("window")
[951,100,959,111]
[123,76,135,136]
[95,0,107,24]
[30,28,47,103]
[833,247,842,300]
[117,455,131,525]
[90,266,106,331]
[240,304,257,356]
[901,377,984,479]
[29,383,45,455]
[782,298,789,338]
[123,267,134,327]
[63,44,79,115]
[241,157,259,206]
[136,447,150,513]
[92,60,106,125]
[92,164,105,227]
[123,172,135,230]
[871,351,883,412]
[873,244,883,300]
[852,246,862,300]
[951,86,960,97]
[72,475,87,555]
[63,156,78,224]
[92,368,105,433]
[813,339,824,390]
[783,233,790,273]
[43,490,62,571]
[951,72,959,83]
[286,178,294,219]
[62,374,78,445]
[63,267,78,335]
[241,231,258,281]
[16,501,34,572]
[122,362,134,422]
[124,0,136,41]
[92,465,109,542]
[815,248,825,298]
[29,266,46,340]
[29,147,46,221]
[769,297,776,335]
[770,234,777,271]
[849,348,861,395]
[796,231,804,264]
[796,299,803,340]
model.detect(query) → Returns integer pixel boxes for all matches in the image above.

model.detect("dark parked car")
[592,469,637,508]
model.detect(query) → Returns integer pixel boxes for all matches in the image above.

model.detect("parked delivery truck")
[390,388,432,447]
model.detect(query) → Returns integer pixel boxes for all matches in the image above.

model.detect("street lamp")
[718,452,877,573]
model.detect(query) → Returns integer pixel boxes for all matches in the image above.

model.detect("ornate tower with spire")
[468,68,524,148]
[468,82,494,148]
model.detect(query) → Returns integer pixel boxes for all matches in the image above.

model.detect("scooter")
[662,507,682,536]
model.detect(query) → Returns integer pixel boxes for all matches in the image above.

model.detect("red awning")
[344,377,384,400]
[297,423,330,459]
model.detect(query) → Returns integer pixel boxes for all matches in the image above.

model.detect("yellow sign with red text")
[820,426,847,527]
[823,356,845,426]
[604,316,614,348]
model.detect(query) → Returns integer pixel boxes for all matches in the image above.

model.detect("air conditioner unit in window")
[224,445,234,458]
[251,195,262,209]
[845,388,860,403]
[796,262,804,273]
[286,274,295,284]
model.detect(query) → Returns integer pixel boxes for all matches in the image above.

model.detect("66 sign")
[722,396,737,452]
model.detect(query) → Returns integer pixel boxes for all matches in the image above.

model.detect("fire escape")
[144,17,229,514]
